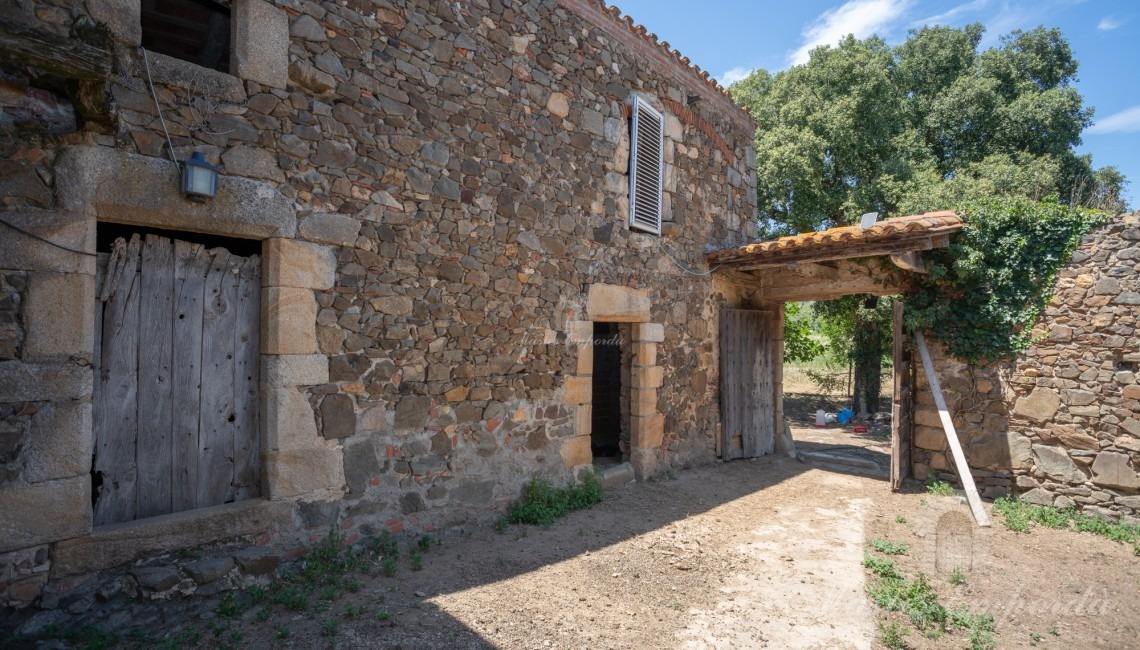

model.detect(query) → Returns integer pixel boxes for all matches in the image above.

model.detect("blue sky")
[614,0,1138,207]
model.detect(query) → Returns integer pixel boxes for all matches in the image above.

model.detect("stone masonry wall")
[911,214,1140,523]
[0,0,757,604]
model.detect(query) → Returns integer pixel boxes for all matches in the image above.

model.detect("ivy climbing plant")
[904,197,1107,363]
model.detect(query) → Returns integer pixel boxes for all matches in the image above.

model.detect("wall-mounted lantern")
[182,151,221,202]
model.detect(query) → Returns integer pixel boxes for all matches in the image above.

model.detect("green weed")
[862,554,902,580]
[417,535,433,552]
[949,566,966,586]
[503,471,603,527]
[871,537,909,555]
[216,592,244,619]
[994,496,1140,549]
[926,480,954,496]
[377,609,392,621]
[410,547,423,571]
[276,625,291,639]
[321,618,339,638]
[381,554,398,577]
[895,515,907,524]
[951,610,996,650]
[877,620,908,650]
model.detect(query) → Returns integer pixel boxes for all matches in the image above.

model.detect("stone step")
[598,462,635,489]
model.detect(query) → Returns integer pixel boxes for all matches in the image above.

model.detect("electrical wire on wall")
[654,235,720,277]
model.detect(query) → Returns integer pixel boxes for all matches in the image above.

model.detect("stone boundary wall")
[912,214,1140,523]
[0,0,757,606]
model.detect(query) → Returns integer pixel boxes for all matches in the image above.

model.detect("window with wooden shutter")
[629,96,664,235]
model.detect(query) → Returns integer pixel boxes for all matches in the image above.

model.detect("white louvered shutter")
[629,96,663,235]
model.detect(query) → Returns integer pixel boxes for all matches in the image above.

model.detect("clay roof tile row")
[586,1,751,118]
[706,211,964,266]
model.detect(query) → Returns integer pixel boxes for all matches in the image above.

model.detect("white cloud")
[717,66,755,87]
[789,0,914,66]
[914,0,991,26]
[1097,15,1123,31]
[1087,105,1140,135]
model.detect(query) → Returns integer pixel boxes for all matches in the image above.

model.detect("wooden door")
[890,302,913,489]
[93,233,261,526]
[719,309,776,459]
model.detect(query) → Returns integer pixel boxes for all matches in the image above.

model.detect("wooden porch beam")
[0,23,112,80]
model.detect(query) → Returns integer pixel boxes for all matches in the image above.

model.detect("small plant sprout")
[276,625,290,639]
[949,566,966,585]
[926,480,954,496]
[895,515,907,524]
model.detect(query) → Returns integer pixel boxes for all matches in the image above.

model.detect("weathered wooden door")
[93,233,261,526]
[719,309,776,459]
[890,302,913,489]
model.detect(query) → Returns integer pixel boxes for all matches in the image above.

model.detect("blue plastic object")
[836,409,854,424]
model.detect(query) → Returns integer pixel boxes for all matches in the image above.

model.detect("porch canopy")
[705,211,964,302]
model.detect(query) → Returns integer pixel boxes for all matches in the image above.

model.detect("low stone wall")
[912,214,1140,522]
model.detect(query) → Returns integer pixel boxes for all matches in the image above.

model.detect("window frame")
[628,96,664,235]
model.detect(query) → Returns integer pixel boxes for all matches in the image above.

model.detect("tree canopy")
[729,24,1126,237]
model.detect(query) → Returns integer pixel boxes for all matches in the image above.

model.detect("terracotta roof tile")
[706,211,963,267]
[580,1,752,120]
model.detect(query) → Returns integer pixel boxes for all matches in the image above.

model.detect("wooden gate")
[890,302,914,489]
[719,309,777,459]
[93,233,261,526]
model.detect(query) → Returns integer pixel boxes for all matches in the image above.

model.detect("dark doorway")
[591,322,623,463]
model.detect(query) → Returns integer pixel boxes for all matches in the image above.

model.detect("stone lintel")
[586,284,650,322]
[55,147,294,239]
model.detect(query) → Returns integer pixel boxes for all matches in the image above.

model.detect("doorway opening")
[591,322,629,468]
[781,297,900,480]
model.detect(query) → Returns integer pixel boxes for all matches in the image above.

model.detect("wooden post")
[914,331,991,527]
[890,302,905,490]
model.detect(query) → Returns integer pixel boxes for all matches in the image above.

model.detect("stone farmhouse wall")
[0,0,757,605]
[912,214,1140,522]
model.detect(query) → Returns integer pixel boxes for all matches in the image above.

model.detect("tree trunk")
[851,304,883,416]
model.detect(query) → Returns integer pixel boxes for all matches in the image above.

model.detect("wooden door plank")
[759,311,775,455]
[136,235,175,519]
[93,236,141,526]
[198,248,238,507]
[914,331,990,527]
[744,311,760,457]
[171,240,208,512]
[231,254,261,501]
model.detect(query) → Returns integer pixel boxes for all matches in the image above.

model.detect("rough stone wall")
[0,0,757,602]
[912,214,1140,522]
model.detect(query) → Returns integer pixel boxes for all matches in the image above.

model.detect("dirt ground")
[9,452,1138,650]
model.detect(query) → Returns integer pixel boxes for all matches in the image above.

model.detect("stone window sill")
[142,50,246,104]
